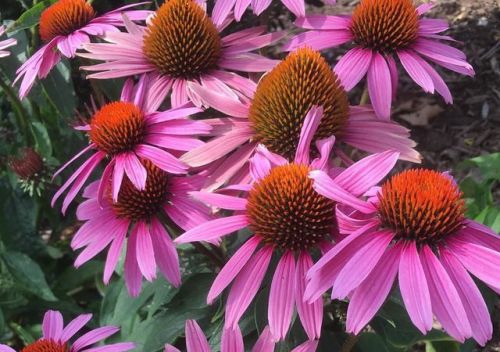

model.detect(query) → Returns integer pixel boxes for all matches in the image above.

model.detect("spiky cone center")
[111,161,169,221]
[378,169,465,244]
[143,0,222,79]
[39,0,95,42]
[246,163,335,251]
[9,148,44,180]
[249,48,349,160]
[89,102,146,156]
[21,339,67,352]
[350,0,419,53]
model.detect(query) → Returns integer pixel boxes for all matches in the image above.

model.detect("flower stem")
[341,334,359,352]
[359,85,370,105]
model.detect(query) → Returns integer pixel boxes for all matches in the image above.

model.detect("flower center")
[249,48,349,160]
[143,0,222,79]
[89,102,146,156]
[21,339,67,352]
[246,163,335,251]
[350,0,419,53]
[378,169,465,244]
[39,0,96,42]
[112,161,169,221]
[9,148,44,180]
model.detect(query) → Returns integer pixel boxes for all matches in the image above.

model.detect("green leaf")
[31,121,52,157]
[10,0,57,33]
[357,333,389,352]
[41,60,76,118]
[2,251,57,301]
[474,206,500,232]
[468,153,500,181]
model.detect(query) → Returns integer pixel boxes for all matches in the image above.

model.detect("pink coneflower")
[14,0,151,99]
[181,48,420,190]
[306,167,499,345]
[0,310,134,352]
[0,25,17,58]
[175,107,401,340]
[52,74,210,214]
[284,0,474,119]
[72,159,212,296]
[164,320,318,352]
[211,0,336,27]
[79,0,284,108]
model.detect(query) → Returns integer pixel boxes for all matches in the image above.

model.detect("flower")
[0,25,17,58]
[284,0,474,119]
[72,158,213,296]
[211,0,336,27]
[164,319,318,352]
[0,310,134,352]
[14,0,151,99]
[9,148,44,181]
[306,166,499,345]
[52,74,210,214]
[79,0,284,108]
[175,106,370,340]
[181,48,420,190]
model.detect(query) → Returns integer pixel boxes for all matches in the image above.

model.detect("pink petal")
[291,340,319,352]
[150,218,181,287]
[42,310,63,340]
[269,251,296,340]
[72,326,119,351]
[281,0,305,17]
[332,230,394,299]
[309,171,376,214]
[135,221,157,282]
[421,245,472,342]
[187,81,249,117]
[386,55,399,100]
[225,246,273,328]
[251,327,275,352]
[295,252,323,340]
[103,224,128,284]
[295,15,351,30]
[252,0,272,15]
[185,320,210,352]
[294,106,323,165]
[397,50,434,93]
[398,241,432,334]
[112,155,126,202]
[334,48,373,91]
[440,247,492,346]
[164,345,181,352]
[60,314,92,342]
[175,215,249,243]
[135,144,187,174]
[367,53,392,119]
[208,236,261,304]
[122,152,147,190]
[347,243,401,334]
[124,227,142,297]
[283,30,352,52]
[190,191,247,210]
[221,326,244,352]
[212,0,236,26]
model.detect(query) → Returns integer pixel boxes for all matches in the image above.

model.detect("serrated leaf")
[2,251,57,301]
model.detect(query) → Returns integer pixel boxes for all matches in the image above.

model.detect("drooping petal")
[251,326,275,352]
[440,247,492,346]
[190,191,247,210]
[135,144,187,174]
[295,106,323,165]
[269,251,296,340]
[103,222,128,284]
[398,241,432,334]
[221,325,244,352]
[397,50,434,93]
[175,215,249,243]
[124,226,142,297]
[367,53,392,119]
[346,243,401,334]
[225,246,273,328]
[291,340,319,352]
[185,320,210,352]
[150,218,181,287]
[421,245,472,342]
[135,221,157,282]
[334,48,373,91]
[122,152,147,190]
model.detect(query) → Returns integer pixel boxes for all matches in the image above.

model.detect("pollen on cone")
[21,340,67,352]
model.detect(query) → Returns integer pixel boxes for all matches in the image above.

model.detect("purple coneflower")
[14,0,151,99]
[306,166,498,345]
[0,310,134,352]
[79,0,284,108]
[175,106,400,340]
[181,48,420,189]
[284,0,474,119]
[52,74,209,214]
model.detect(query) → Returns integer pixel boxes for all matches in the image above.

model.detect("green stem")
[0,75,33,144]
[341,334,360,352]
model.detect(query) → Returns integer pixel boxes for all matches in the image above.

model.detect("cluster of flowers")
[0,0,498,350]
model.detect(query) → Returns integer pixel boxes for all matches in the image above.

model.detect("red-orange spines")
[350,0,419,53]
[89,102,146,156]
[378,169,465,244]
[21,339,67,352]
[39,0,95,42]
[143,0,221,79]
[246,164,335,251]
[9,148,44,180]
[112,161,169,221]
[249,48,349,160]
